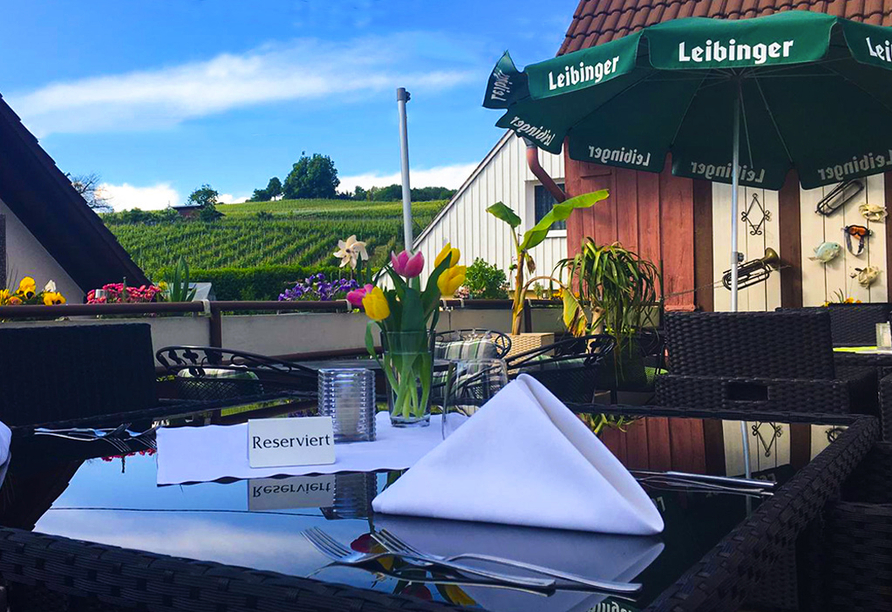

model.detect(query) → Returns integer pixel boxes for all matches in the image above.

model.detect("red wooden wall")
[565,156,699,311]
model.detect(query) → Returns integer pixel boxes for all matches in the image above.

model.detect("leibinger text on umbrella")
[547,57,621,91]
[507,116,556,147]
[866,36,892,63]
[818,151,892,182]
[689,161,766,184]
[489,67,513,103]
[587,145,651,168]
[678,39,795,65]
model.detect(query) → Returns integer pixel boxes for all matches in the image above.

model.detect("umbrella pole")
[730,95,741,313]
[397,87,414,249]
[730,91,752,479]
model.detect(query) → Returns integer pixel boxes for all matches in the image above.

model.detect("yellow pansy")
[437,265,466,297]
[362,287,391,322]
[17,277,36,299]
[8,296,21,306]
[435,242,461,268]
[0,290,8,305]
[43,292,66,305]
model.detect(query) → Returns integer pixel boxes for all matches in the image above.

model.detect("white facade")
[414,133,566,289]
[0,197,83,302]
[711,175,887,311]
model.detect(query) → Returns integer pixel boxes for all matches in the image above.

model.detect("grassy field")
[105,198,447,280]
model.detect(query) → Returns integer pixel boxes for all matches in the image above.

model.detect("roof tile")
[558,0,892,54]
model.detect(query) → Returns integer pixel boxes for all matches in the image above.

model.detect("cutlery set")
[302,526,642,596]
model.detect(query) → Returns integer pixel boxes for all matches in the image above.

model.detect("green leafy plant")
[557,239,660,349]
[162,257,197,302]
[463,258,508,299]
[486,190,608,334]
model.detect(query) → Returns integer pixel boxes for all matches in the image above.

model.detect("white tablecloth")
[157,413,446,485]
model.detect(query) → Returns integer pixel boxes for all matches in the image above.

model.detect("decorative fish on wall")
[859,202,887,222]
[808,242,842,263]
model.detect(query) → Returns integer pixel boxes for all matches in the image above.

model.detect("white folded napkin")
[372,374,664,535]
[376,515,663,612]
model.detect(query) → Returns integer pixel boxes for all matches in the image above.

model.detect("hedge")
[154,265,348,301]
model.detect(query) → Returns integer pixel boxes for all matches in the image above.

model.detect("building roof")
[559,0,892,54]
[0,95,149,292]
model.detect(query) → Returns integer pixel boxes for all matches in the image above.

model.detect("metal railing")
[0,298,562,348]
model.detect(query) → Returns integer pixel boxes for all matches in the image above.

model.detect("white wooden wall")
[414,133,566,288]
[712,175,887,311]
[712,184,782,312]
[800,175,887,306]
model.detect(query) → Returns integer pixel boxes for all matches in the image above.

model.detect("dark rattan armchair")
[156,346,318,402]
[656,310,877,417]
[777,303,892,347]
[0,323,158,427]
[814,441,892,611]
[506,335,615,404]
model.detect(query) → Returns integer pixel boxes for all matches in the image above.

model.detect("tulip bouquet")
[347,244,465,426]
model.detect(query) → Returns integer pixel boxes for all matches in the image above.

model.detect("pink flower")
[346,284,374,307]
[390,250,424,278]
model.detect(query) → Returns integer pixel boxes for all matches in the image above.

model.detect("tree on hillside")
[69,172,113,212]
[250,176,283,202]
[188,184,219,207]
[367,184,403,201]
[283,154,339,199]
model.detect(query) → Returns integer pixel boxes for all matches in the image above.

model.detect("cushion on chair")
[434,338,498,361]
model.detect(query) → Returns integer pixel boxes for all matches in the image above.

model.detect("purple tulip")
[390,250,424,278]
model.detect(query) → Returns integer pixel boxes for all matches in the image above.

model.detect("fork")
[301,527,555,589]
[374,529,642,594]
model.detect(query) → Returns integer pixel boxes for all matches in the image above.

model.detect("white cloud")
[98,182,180,211]
[339,162,477,193]
[217,193,249,204]
[11,33,475,136]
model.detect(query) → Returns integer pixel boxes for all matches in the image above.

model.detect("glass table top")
[0,410,847,612]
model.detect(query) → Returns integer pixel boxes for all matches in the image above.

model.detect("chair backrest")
[776,304,891,347]
[827,303,891,346]
[0,324,157,426]
[434,329,512,360]
[665,311,836,379]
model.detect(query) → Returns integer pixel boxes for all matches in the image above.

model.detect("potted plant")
[486,190,608,350]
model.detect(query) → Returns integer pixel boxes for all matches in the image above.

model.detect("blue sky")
[0,0,575,210]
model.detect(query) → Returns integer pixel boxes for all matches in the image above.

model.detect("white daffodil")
[44,280,57,293]
[332,235,369,269]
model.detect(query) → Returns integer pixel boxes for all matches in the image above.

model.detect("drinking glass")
[442,358,508,439]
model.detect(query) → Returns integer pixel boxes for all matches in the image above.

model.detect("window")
[534,183,566,230]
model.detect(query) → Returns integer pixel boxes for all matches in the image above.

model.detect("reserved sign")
[247,417,336,468]
[248,475,336,511]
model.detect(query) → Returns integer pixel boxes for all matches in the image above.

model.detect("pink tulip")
[346,284,374,307]
[390,250,424,278]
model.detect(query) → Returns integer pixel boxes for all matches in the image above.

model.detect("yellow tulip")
[362,287,391,321]
[435,242,461,268]
[441,584,476,606]
[17,277,36,299]
[437,265,466,297]
[43,292,66,305]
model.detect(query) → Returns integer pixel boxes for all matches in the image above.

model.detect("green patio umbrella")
[484,10,892,311]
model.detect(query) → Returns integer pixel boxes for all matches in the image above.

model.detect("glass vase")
[382,330,434,427]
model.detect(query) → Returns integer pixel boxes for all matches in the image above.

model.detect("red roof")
[559,0,892,54]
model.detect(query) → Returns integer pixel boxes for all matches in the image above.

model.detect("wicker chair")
[156,346,318,402]
[813,442,892,611]
[776,303,892,347]
[433,329,512,360]
[656,311,877,417]
[0,323,158,427]
[506,335,614,404]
